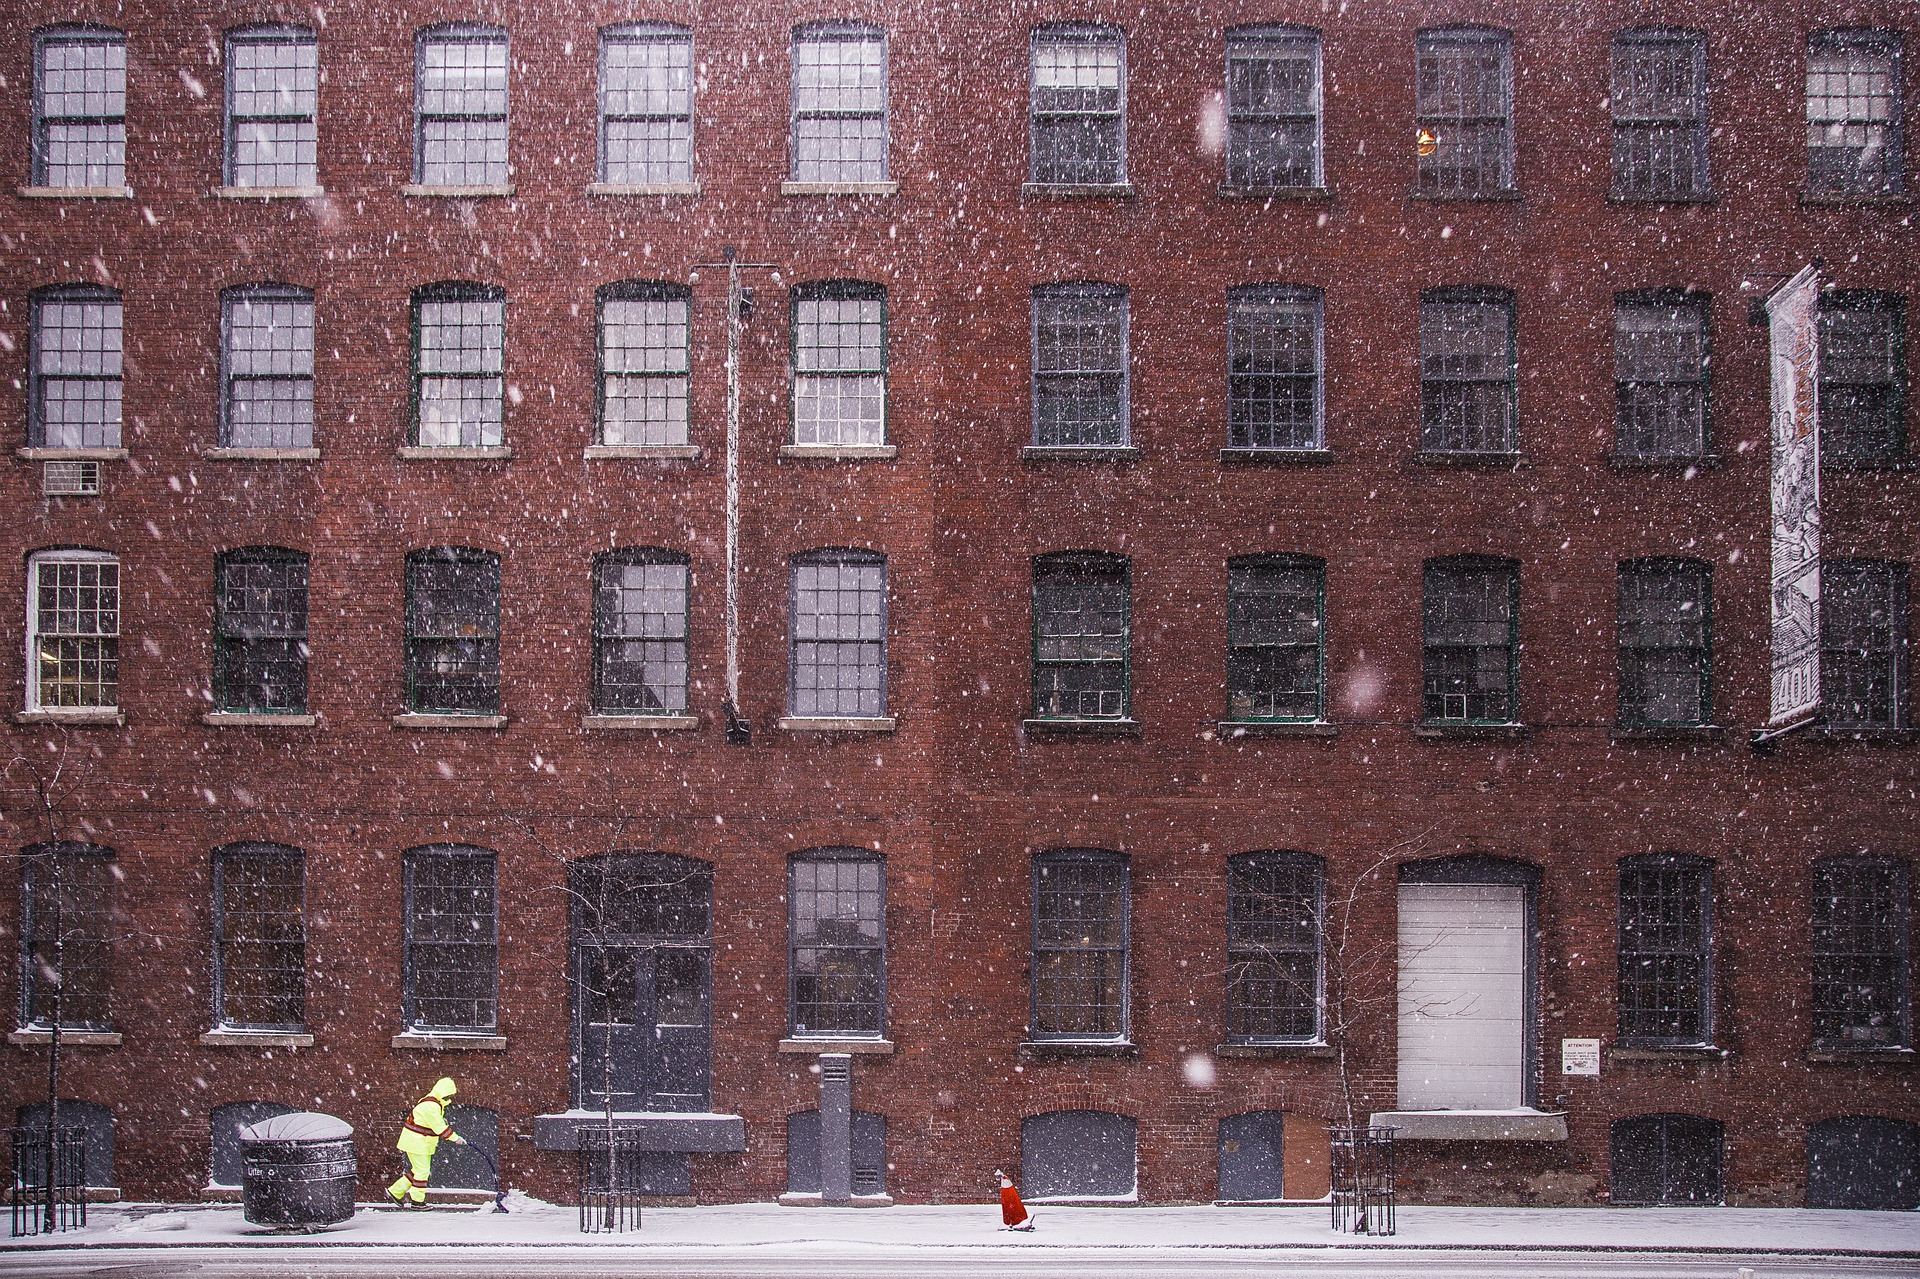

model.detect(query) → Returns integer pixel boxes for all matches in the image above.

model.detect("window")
[1616,854,1714,1047]
[29,284,122,450]
[1033,283,1128,448]
[212,843,305,1031]
[214,548,309,714]
[597,281,689,446]
[1020,1111,1136,1199]
[415,25,508,187]
[1822,560,1908,729]
[224,27,318,189]
[405,548,500,715]
[792,282,886,446]
[27,549,119,712]
[18,843,115,1030]
[1812,857,1911,1050]
[1226,852,1323,1043]
[15,1101,114,1190]
[1227,285,1323,451]
[1226,555,1324,722]
[788,848,885,1037]
[1610,31,1709,199]
[1820,292,1906,465]
[1030,24,1125,186]
[1420,288,1516,454]
[1224,26,1322,191]
[593,549,688,713]
[31,26,126,189]
[221,284,314,449]
[1610,1114,1724,1205]
[1807,30,1904,195]
[1032,552,1129,721]
[1422,557,1519,724]
[599,24,693,186]
[411,283,505,447]
[402,845,497,1032]
[1415,27,1514,197]
[1617,559,1711,727]
[1808,1117,1920,1209]
[790,23,887,184]
[1032,850,1129,1041]
[1614,292,1709,459]
[789,549,887,719]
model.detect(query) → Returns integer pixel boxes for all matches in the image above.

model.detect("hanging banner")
[1765,264,1822,731]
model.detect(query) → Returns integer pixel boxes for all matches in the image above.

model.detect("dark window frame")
[1821,559,1910,729]
[31,24,127,189]
[1032,281,1129,448]
[223,24,319,190]
[1806,28,1905,196]
[787,847,886,1038]
[788,547,888,719]
[219,282,316,450]
[401,844,498,1033]
[29,283,123,450]
[404,546,501,715]
[790,279,888,447]
[1414,26,1515,198]
[1613,289,1710,460]
[1029,22,1126,186]
[1421,555,1520,725]
[410,281,506,448]
[1225,851,1325,1044]
[1419,286,1517,455]
[592,547,690,715]
[1819,291,1907,466]
[597,22,694,186]
[1031,848,1130,1043]
[1616,557,1712,728]
[211,842,306,1032]
[1616,853,1715,1048]
[1812,856,1912,1050]
[17,842,116,1032]
[213,546,310,715]
[1031,551,1131,722]
[1609,1112,1725,1205]
[1609,29,1710,201]
[1226,553,1326,723]
[789,21,889,184]
[1223,25,1323,192]
[1227,283,1324,451]
[413,23,509,187]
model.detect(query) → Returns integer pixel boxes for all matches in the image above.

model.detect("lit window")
[415,25,508,187]
[1812,857,1911,1050]
[1226,555,1324,722]
[1819,292,1906,465]
[1032,850,1128,1041]
[789,549,887,719]
[1030,24,1124,186]
[1610,30,1708,199]
[791,23,887,184]
[28,549,119,711]
[225,27,318,189]
[1807,30,1904,195]
[221,284,314,449]
[32,26,126,189]
[599,24,692,186]
[20,843,116,1030]
[412,283,505,448]
[1415,27,1514,197]
[214,548,310,714]
[789,848,885,1037]
[1032,552,1129,721]
[1227,284,1322,450]
[1614,292,1708,459]
[1224,26,1322,191]
[30,284,122,450]
[592,548,688,714]
[1033,283,1128,448]
[1226,851,1323,1043]
[212,843,306,1031]
[1822,560,1909,729]
[598,281,689,446]
[793,282,886,446]
[1422,556,1518,724]
[1419,288,1516,454]
[402,844,497,1032]
[1617,854,1714,1047]
[405,548,500,715]
[1617,559,1711,728]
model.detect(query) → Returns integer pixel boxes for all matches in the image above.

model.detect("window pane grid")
[215,553,309,713]
[601,30,692,184]
[1812,859,1910,1048]
[418,33,508,185]
[24,848,115,1029]
[35,34,126,188]
[1820,297,1905,463]
[1228,560,1323,721]
[1618,859,1711,1044]
[1416,32,1513,196]
[415,295,505,447]
[1807,35,1903,195]
[1611,35,1708,197]
[34,558,119,708]
[594,555,688,712]
[1420,297,1515,452]
[406,850,497,1030]
[228,33,318,187]
[601,293,690,445]
[790,855,884,1035]
[794,293,885,445]
[1225,30,1321,189]
[1031,31,1123,183]
[407,553,501,714]
[792,30,886,183]
[1227,854,1322,1041]
[1228,288,1322,449]
[1033,856,1127,1038]
[33,295,123,449]
[1822,561,1907,728]
[1422,562,1516,722]
[224,290,315,448]
[216,848,305,1029]
[791,556,886,718]
[1034,286,1127,446]
[1617,561,1710,726]
[1033,559,1128,719]
[1615,299,1707,457]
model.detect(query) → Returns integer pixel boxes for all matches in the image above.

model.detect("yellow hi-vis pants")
[387,1147,434,1204]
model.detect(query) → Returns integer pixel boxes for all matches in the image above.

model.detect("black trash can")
[240,1112,357,1229]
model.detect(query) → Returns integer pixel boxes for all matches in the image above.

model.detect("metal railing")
[1329,1124,1397,1236]
[8,1127,87,1237]
[576,1129,645,1234]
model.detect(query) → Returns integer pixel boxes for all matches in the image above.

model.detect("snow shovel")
[471,1145,509,1212]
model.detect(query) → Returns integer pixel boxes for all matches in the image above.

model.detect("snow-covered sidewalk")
[4,1196,1918,1257]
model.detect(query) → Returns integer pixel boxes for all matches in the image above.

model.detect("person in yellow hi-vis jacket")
[386,1077,466,1206]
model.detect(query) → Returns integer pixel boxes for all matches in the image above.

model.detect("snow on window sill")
[777,716,896,733]
[778,1038,894,1054]
[17,185,134,199]
[583,714,699,730]
[9,1029,121,1046]
[398,446,513,461]
[200,1029,314,1048]
[1607,452,1721,471]
[400,183,515,198]
[16,709,124,727]
[584,444,701,460]
[1412,449,1523,468]
[392,713,508,730]
[780,180,898,196]
[587,182,701,197]
[1217,184,1329,201]
[1022,445,1139,463]
[1215,1041,1334,1058]
[392,1032,507,1051]
[1018,1040,1137,1059]
[202,712,318,727]
[1370,1109,1568,1141]
[16,447,128,461]
[1022,181,1135,199]
[1798,189,1912,207]
[1413,722,1528,741]
[213,185,325,199]
[777,1191,895,1206]
[1607,189,1715,205]
[1219,447,1333,464]
[1213,720,1338,739]
[1609,725,1724,741]
[1611,1045,1726,1061]
[1807,1046,1916,1062]
[204,447,320,461]
[1408,188,1523,202]
[1023,717,1140,737]
[779,444,897,460]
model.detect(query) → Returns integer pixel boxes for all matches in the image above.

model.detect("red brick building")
[3,0,1917,1210]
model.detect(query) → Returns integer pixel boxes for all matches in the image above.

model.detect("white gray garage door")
[1397,881,1526,1110]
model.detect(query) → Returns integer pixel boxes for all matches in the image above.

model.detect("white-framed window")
[1224,26,1321,191]
[412,282,505,447]
[225,26,318,189]
[599,23,693,186]
[29,284,122,450]
[415,24,508,187]
[792,281,886,446]
[221,284,314,449]
[27,549,120,711]
[1415,26,1514,197]
[31,25,126,189]
[791,22,887,184]
[1030,23,1125,185]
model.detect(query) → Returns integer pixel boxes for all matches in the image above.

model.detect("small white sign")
[1561,1038,1601,1076]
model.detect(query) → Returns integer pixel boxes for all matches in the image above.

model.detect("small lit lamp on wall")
[1416,128,1438,157]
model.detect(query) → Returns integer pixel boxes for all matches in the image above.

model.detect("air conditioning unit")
[43,461,102,497]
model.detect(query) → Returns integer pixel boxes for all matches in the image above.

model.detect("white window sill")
[779,444,897,460]
[398,446,513,460]
[202,712,317,727]
[17,447,128,461]
[392,1032,507,1050]
[18,185,134,199]
[778,1038,894,1054]
[1022,445,1139,463]
[1215,720,1338,739]
[584,444,701,460]
[777,716,896,733]
[1370,1109,1568,1142]
[203,447,320,461]
[1022,182,1134,199]
[392,713,507,729]
[16,708,124,726]
[583,714,698,730]
[400,183,514,198]
[587,181,700,196]
[1023,717,1140,737]
[213,185,325,199]
[780,180,897,196]
[9,1029,121,1046]
[200,1029,314,1047]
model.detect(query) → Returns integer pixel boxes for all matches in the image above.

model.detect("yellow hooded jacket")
[396,1077,458,1157]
